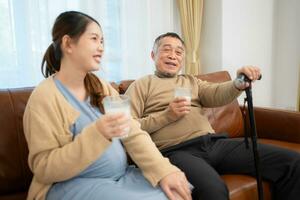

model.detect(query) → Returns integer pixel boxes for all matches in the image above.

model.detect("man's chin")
[161,71,177,77]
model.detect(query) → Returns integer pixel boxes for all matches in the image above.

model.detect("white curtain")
[0,0,180,88]
[118,0,181,80]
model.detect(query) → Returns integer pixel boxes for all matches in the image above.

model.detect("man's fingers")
[177,106,191,113]
[174,99,190,105]
[174,97,188,102]
[238,65,261,81]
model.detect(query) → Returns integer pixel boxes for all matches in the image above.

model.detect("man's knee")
[166,151,229,199]
[192,178,229,200]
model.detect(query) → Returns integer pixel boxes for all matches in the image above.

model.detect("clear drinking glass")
[174,87,192,102]
[102,95,131,139]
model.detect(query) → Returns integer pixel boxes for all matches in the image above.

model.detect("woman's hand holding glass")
[95,113,130,140]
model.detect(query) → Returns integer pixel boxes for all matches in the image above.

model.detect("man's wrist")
[233,78,244,91]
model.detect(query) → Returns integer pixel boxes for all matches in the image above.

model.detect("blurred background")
[0,0,299,110]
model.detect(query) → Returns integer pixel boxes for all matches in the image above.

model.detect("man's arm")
[125,78,177,134]
[197,66,261,107]
[197,80,242,107]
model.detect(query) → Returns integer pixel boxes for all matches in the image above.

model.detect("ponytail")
[41,42,61,78]
[84,73,106,114]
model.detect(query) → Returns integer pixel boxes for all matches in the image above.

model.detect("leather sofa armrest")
[252,107,300,144]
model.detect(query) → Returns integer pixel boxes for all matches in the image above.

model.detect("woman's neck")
[55,61,88,101]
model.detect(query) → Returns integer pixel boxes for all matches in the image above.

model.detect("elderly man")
[125,32,300,200]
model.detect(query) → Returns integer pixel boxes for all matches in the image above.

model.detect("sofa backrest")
[0,71,244,196]
[0,88,33,196]
[196,71,244,137]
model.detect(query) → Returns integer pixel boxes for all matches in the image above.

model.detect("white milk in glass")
[103,95,131,139]
[174,87,192,102]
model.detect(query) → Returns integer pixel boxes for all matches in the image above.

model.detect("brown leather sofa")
[1,71,300,200]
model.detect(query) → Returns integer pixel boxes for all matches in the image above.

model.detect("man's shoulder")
[136,74,155,81]
[178,74,199,82]
[178,74,196,79]
[126,74,158,93]
[133,74,155,85]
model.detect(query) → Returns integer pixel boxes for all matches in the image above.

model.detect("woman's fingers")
[96,113,130,139]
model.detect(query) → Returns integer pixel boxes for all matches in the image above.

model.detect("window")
[0,0,180,88]
[0,0,122,88]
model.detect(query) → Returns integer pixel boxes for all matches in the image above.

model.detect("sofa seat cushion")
[221,137,300,200]
[0,192,27,200]
[222,174,271,200]
[259,138,300,153]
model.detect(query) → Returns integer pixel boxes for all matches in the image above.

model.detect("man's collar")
[154,70,177,78]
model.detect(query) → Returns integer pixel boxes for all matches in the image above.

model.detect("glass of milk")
[102,95,131,139]
[174,87,192,102]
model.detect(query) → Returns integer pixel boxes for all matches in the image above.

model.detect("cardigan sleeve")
[23,104,112,184]
[122,119,179,186]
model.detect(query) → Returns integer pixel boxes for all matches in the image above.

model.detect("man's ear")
[61,35,73,54]
[151,51,155,61]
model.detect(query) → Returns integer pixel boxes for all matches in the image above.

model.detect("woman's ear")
[61,35,73,54]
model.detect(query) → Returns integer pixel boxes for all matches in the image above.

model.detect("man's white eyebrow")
[177,46,184,51]
[162,44,172,48]
[162,44,184,51]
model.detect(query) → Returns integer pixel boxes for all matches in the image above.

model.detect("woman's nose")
[98,43,104,52]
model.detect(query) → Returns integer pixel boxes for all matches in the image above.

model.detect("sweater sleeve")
[125,78,175,134]
[122,119,180,186]
[23,104,112,185]
[197,79,242,107]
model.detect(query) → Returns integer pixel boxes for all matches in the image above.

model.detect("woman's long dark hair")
[41,11,106,113]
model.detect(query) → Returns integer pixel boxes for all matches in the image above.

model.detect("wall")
[200,0,300,110]
[200,0,222,73]
[120,0,181,80]
[222,0,274,107]
[272,0,300,110]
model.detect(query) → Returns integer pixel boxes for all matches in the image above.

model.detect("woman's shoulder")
[31,77,56,98]
[26,77,61,110]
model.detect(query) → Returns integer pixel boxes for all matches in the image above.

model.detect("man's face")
[152,36,185,76]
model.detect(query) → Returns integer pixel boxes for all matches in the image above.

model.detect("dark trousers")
[161,134,300,200]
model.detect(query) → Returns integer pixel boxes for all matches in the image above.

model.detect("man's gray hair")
[152,32,185,54]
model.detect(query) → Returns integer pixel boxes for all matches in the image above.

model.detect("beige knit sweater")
[125,72,241,149]
[23,75,179,200]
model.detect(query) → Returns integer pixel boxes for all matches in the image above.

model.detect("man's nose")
[167,50,176,59]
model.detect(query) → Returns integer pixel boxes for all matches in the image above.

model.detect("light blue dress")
[46,79,168,200]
